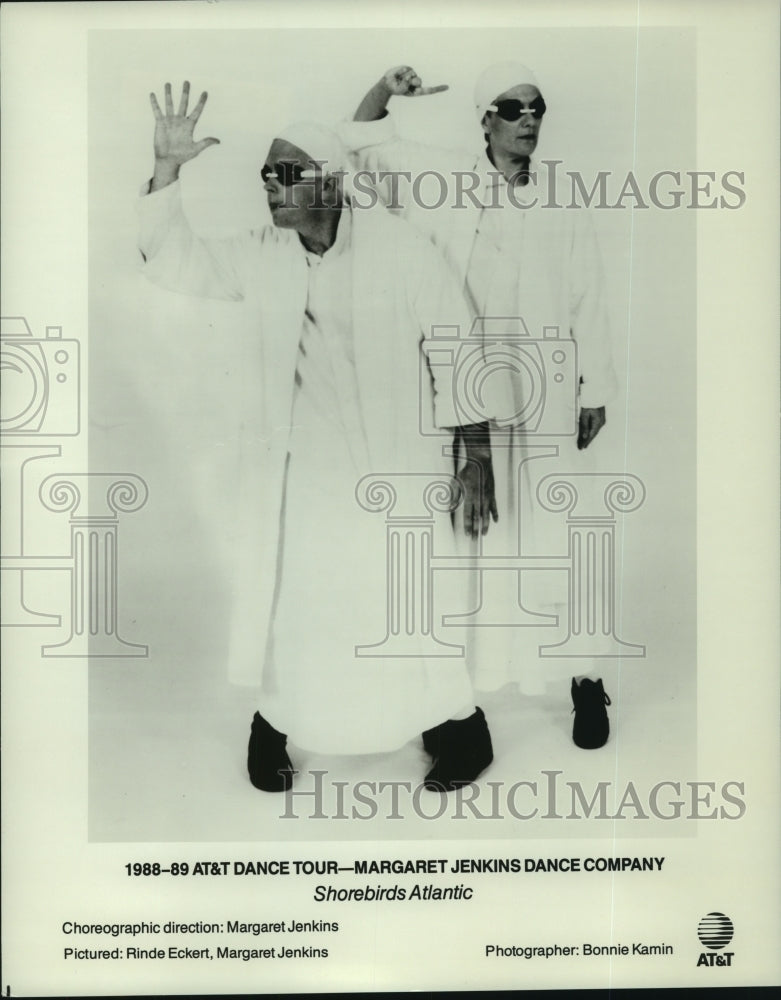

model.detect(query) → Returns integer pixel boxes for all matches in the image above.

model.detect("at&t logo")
[696,912,734,967]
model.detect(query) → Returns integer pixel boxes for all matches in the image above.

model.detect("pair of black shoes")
[246,708,494,794]
[421,707,494,792]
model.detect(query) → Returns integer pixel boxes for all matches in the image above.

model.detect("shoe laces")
[572,684,611,712]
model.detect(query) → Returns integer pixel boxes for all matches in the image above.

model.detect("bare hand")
[577,406,606,449]
[457,457,498,539]
[381,66,448,98]
[149,81,220,168]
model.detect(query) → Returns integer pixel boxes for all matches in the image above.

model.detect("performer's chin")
[269,206,294,227]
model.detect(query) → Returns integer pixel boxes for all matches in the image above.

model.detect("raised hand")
[149,82,219,190]
[381,65,449,98]
[354,66,449,122]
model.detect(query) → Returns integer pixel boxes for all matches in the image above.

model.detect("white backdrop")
[87,25,696,841]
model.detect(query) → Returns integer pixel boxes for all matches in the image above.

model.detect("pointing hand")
[381,66,449,98]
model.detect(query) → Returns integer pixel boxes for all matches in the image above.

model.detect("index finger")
[415,84,449,96]
[465,501,478,539]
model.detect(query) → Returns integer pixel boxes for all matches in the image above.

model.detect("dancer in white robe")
[138,83,497,789]
[340,62,619,746]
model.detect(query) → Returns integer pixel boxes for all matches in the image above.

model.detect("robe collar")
[299,202,352,264]
[474,149,540,207]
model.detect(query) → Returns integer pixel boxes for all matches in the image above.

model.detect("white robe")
[338,115,618,405]
[137,182,478,751]
[338,116,620,693]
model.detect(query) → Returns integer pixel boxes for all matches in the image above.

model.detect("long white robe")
[338,116,619,692]
[138,182,477,751]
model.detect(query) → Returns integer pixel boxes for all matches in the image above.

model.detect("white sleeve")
[408,234,484,430]
[137,180,256,301]
[337,113,457,213]
[569,210,619,408]
[337,112,398,157]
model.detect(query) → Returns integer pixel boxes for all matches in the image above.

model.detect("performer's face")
[482,83,545,159]
[262,139,337,229]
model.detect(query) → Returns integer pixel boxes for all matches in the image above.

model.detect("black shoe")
[423,708,493,792]
[422,724,441,757]
[571,678,611,749]
[247,712,295,792]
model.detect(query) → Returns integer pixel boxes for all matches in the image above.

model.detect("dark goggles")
[260,162,319,186]
[489,97,547,122]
